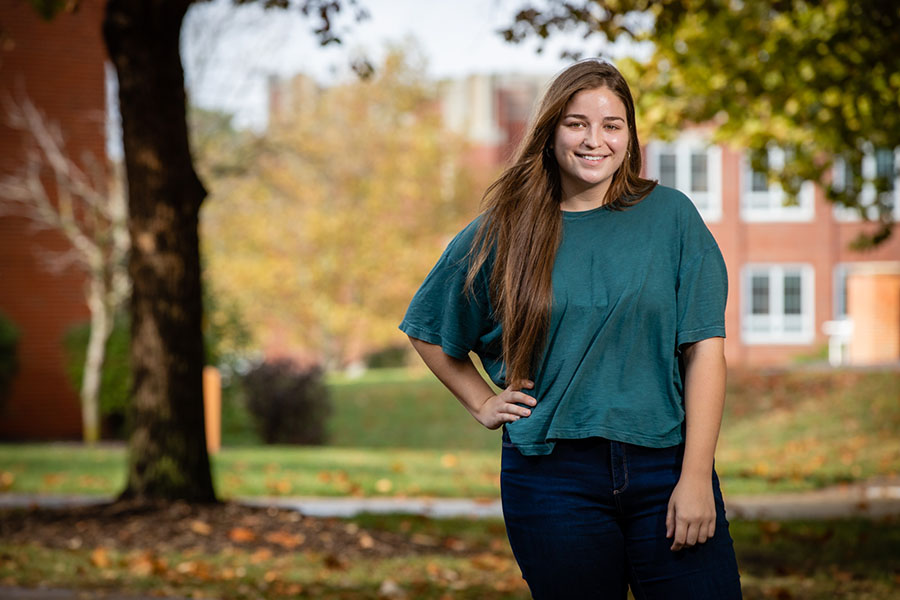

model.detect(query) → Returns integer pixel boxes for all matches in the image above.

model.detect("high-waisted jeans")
[500,428,742,599]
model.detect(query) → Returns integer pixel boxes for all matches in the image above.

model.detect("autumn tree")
[502,0,900,246]
[200,47,480,368]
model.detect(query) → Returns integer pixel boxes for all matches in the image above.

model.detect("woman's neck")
[559,181,611,212]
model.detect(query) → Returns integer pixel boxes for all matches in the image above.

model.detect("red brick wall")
[0,0,108,439]
[708,147,900,367]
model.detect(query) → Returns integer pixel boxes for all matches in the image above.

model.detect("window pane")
[751,152,769,192]
[835,267,848,318]
[691,152,708,192]
[875,148,895,191]
[751,275,769,315]
[843,159,857,194]
[784,315,803,332]
[659,152,677,187]
[784,274,802,315]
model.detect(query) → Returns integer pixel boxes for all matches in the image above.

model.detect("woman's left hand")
[665,474,716,551]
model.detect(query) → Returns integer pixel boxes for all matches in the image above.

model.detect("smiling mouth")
[576,153,608,162]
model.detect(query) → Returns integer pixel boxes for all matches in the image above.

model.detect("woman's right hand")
[474,380,537,430]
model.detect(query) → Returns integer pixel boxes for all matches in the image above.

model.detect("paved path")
[3,478,900,520]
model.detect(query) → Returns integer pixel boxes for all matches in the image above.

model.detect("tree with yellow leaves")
[201,47,481,368]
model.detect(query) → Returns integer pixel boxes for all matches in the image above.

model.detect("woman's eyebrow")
[561,113,626,122]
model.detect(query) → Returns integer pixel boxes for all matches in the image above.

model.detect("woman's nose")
[582,126,600,148]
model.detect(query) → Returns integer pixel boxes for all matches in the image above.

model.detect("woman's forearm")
[680,336,727,479]
[408,337,497,418]
[407,336,535,429]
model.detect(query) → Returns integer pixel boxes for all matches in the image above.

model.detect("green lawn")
[1,517,898,599]
[0,368,897,498]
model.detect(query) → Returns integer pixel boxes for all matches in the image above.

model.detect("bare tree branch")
[0,93,131,443]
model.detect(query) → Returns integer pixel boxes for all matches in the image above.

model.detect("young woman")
[399,59,742,599]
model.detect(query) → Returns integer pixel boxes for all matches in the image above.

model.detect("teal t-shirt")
[399,185,728,455]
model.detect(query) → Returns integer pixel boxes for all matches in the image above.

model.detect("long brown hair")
[466,59,657,386]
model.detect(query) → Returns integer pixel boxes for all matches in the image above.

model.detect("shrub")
[0,310,20,406]
[242,359,331,445]
[63,314,132,438]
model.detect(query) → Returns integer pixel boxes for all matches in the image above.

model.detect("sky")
[180,0,610,130]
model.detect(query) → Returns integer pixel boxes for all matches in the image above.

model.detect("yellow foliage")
[200,47,481,366]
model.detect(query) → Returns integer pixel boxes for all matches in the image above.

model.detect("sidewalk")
[2,478,900,520]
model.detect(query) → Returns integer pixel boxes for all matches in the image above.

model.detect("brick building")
[0,0,108,439]
[441,74,900,367]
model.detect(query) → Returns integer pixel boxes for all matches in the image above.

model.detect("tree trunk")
[80,274,111,444]
[103,0,216,502]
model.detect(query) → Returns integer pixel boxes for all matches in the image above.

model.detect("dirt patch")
[0,500,469,560]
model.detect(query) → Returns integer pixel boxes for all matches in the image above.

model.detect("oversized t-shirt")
[399,185,728,455]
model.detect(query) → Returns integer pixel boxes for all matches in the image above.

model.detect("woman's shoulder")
[441,213,487,262]
[643,184,694,209]
[640,185,705,223]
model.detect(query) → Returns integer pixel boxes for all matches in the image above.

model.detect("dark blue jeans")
[500,429,742,599]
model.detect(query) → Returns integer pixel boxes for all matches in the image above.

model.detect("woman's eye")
[566,121,585,128]
[604,124,621,131]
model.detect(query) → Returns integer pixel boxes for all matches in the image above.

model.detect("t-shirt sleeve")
[674,198,728,350]
[398,219,494,360]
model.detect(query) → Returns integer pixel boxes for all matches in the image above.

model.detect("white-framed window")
[647,138,722,222]
[741,147,815,222]
[741,264,815,344]
[832,147,900,221]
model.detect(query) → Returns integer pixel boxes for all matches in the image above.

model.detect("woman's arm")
[408,336,536,430]
[666,336,726,551]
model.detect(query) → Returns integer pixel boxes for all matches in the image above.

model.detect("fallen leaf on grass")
[440,454,459,468]
[274,583,303,595]
[265,478,293,495]
[41,473,66,487]
[375,478,393,493]
[249,548,273,563]
[90,547,110,568]
[378,578,405,598]
[470,552,510,571]
[264,530,305,549]
[411,533,438,546]
[189,520,212,535]
[442,537,467,551]
[127,550,166,577]
[0,471,14,491]
[228,527,256,543]
[175,560,212,580]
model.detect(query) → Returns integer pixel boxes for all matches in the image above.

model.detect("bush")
[63,314,132,438]
[0,310,20,407]
[242,359,331,445]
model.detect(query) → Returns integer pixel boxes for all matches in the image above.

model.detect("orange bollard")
[203,366,221,454]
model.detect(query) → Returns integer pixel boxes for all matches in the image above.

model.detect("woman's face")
[553,86,629,203]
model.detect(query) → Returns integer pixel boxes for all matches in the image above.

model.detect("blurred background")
[0,1,898,599]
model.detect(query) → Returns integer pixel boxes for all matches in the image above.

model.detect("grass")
[324,369,499,451]
[716,369,900,493]
[1,516,898,599]
[0,368,897,498]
